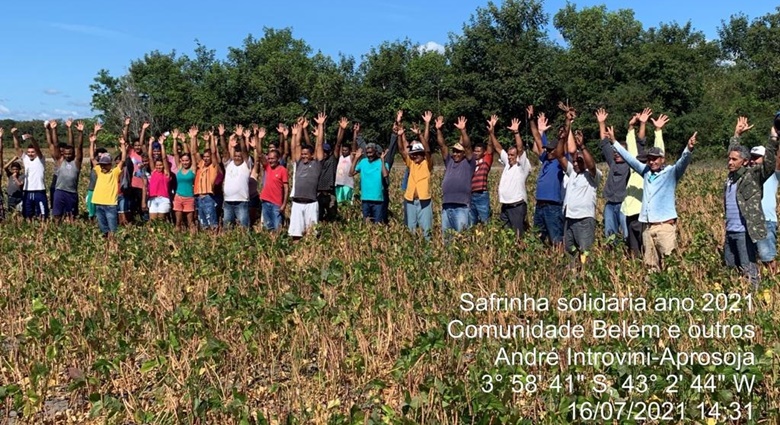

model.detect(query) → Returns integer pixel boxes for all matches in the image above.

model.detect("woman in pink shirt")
[147,136,171,220]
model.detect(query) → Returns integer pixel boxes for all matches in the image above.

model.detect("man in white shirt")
[223,125,252,229]
[555,129,601,268]
[11,127,48,219]
[488,115,532,239]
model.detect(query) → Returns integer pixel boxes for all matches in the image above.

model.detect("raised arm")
[576,130,596,175]
[190,126,202,165]
[47,120,60,161]
[75,121,85,166]
[396,125,409,162]
[381,150,389,178]
[160,135,170,176]
[257,127,267,167]
[454,116,472,159]
[554,126,569,170]
[435,116,447,158]
[626,115,639,156]
[385,122,399,169]
[66,118,74,147]
[118,137,128,171]
[563,107,577,155]
[291,122,302,162]
[527,106,542,157]
[608,126,645,174]
[336,117,348,155]
[488,115,502,155]
[507,117,524,157]
[349,148,362,177]
[729,116,753,148]
[673,132,696,179]
[758,127,779,181]
[238,126,249,163]
[596,108,615,166]
[314,112,326,161]
[218,124,227,161]
[422,110,432,146]
[536,113,551,153]
[301,116,312,148]
[89,133,98,167]
[638,108,651,141]
[651,114,668,151]
[11,127,21,158]
[139,121,150,153]
[29,133,44,161]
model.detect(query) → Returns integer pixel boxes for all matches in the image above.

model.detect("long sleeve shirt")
[613,141,692,223]
[621,129,664,216]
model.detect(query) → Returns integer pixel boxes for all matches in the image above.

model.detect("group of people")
[1,107,779,284]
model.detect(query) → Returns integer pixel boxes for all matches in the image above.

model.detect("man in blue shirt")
[350,143,389,223]
[608,127,698,271]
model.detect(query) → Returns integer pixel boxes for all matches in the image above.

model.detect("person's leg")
[603,203,618,238]
[563,218,577,262]
[544,205,564,246]
[96,205,109,235]
[533,204,547,242]
[317,193,328,221]
[654,223,678,266]
[732,232,759,285]
[441,205,454,242]
[52,190,64,219]
[515,202,528,238]
[361,201,371,221]
[64,191,79,219]
[288,202,304,238]
[453,205,470,233]
[419,199,432,241]
[574,217,596,264]
[626,214,642,256]
[105,205,118,235]
[471,192,490,225]
[303,202,319,234]
[222,201,237,229]
[499,204,511,228]
[236,201,250,228]
[756,220,777,274]
[724,232,738,268]
[405,200,418,233]
[643,225,660,270]
[371,202,383,224]
[619,210,628,240]
[35,191,49,219]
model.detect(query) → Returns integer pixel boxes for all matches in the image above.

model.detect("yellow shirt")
[622,129,664,216]
[92,165,122,206]
[404,156,432,201]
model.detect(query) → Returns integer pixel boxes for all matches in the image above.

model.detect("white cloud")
[53,109,79,117]
[67,100,91,107]
[0,105,10,114]
[44,89,61,95]
[418,41,445,54]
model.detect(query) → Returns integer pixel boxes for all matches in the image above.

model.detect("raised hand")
[229,134,238,147]
[142,121,150,130]
[396,125,405,136]
[234,124,244,136]
[435,116,444,130]
[526,105,534,119]
[488,115,498,132]
[301,117,310,129]
[247,136,257,149]
[353,122,360,134]
[651,114,669,129]
[628,113,639,127]
[772,126,778,139]
[276,123,286,134]
[454,116,467,130]
[422,111,433,123]
[10,127,17,134]
[93,122,103,134]
[638,108,652,123]
[574,129,584,148]
[396,110,403,124]
[734,116,753,136]
[595,108,608,123]
[50,120,58,129]
[352,147,363,158]
[339,117,349,129]
[124,117,131,127]
[410,123,420,135]
[687,132,698,150]
[314,112,327,125]
[0,128,3,138]
[89,134,97,144]
[291,123,301,136]
[311,126,320,138]
[66,118,73,128]
[606,126,616,141]
[172,128,181,141]
[218,124,226,136]
[507,117,520,133]
[251,123,259,133]
[537,113,551,133]
[242,129,251,139]
[188,125,199,139]
[258,127,266,139]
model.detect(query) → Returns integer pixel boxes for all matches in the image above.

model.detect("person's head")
[544,139,558,159]
[232,149,244,165]
[175,142,183,155]
[506,146,518,166]
[10,162,21,174]
[451,143,466,163]
[97,153,112,173]
[646,147,666,172]
[300,145,314,163]
[133,138,143,153]
[749,146,766,166]
[473,142,487,160]
[26,144,37,160]
[267,150,280,168]
[728,145,750,172]
[154,158,164,173]
[572,151,586,174]
[61,144,75,161]
[322,143,332,158]
[181,153,192,169]
[409,142,426,164]
[151,142,162,161]
[140,152,150,169]
[341,144,351,157]
[268,142,279,152]
[613,142,627,163]
[365,143,379,160]
[202,150,212,166]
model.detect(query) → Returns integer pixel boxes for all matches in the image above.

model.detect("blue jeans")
[223,200,250,229]
[95,205,118,235]
[533,202,564,244]
[362,201,383,223]
[469,192,491,225]
[405,199,432,240]
[724,231,759,286]
[262,201,283,231]
[442,203,470,242]
[603,202,627,241]
[197,195,219,229]
[756,221,777,262]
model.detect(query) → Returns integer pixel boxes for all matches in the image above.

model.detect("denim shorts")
[756,220,777,262]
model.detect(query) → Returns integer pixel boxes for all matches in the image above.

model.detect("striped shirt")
[471,153,493,192]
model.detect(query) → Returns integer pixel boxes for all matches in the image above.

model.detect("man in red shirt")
[257,130,289,231]
[469,115,496,225]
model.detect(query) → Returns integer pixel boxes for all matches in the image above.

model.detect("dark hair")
[96,147,108,156]
[181,153,191,160]
[58,142,69,149]
[10,161,21,169]
[473,142,487,151]
[301,144,314,154]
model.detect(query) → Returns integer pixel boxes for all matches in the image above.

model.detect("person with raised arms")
[11,126,47,219]
[608,125,697,271]
[192,128,221,232]
[288,113,326,240]
[596,108,630,245]
[334,117,355,206]
[91,136,127,240]
[435,115,475,242]
[489,113,532,240]
[50,119,85,220]
[146,134,172,221]
[350,142,389,223]
[222,125,252,229]
[257,126,289,232]
[398,112,434,240]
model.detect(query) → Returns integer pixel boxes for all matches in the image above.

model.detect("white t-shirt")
[335,154,354,188]
[497,150,531,204]
[223,160,251,202]
[563,162,601,219]
[22,155,46,191]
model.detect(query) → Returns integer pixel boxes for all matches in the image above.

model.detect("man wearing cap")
[730,116,780,280]
[608,126,697,271]
[398,121,433,240]
[316,132,338,222]
[469,115,495,226]
[489,116,532,239]
[350,143,389,223]
[435,115,475,242]
[91,137,128,239]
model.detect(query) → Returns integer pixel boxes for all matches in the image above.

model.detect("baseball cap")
[750,146,766,157]
[452,143,465,152]
[323,143,332,152]
[409,142,425,154]
[646,147,665,157]
[98,154,112,165]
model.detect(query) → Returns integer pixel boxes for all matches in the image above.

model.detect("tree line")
[17,1,780,157]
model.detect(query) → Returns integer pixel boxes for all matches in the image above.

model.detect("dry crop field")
[0,163,778,424]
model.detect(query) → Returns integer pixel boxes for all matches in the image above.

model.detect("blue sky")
[0,1,775,121]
